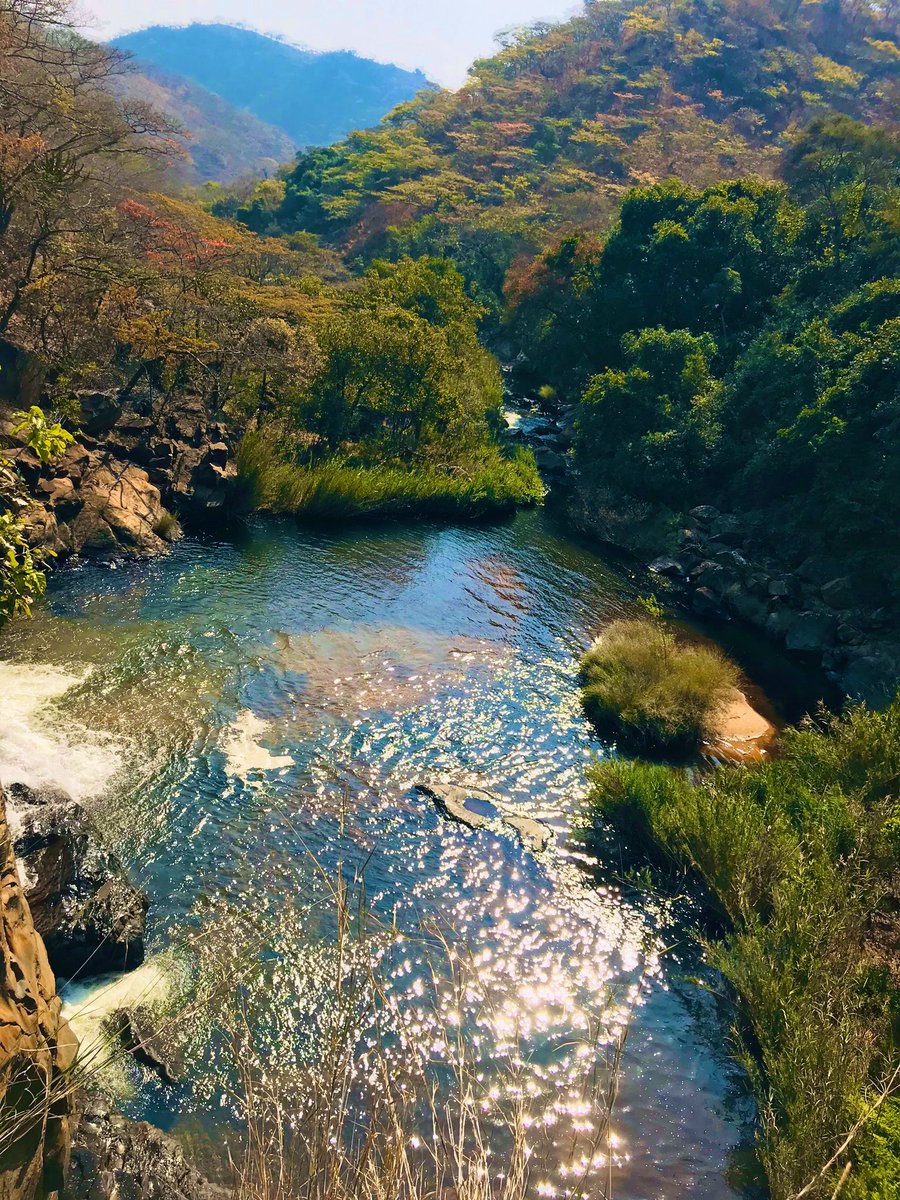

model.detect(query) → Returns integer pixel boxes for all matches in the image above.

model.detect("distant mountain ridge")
[111,24,432,151]
[112,64,296,184]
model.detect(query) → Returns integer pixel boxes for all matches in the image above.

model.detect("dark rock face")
[8,785,147,981]
[67,1101,221,1200]
[636,507,900,704]
[0,784,78,1200]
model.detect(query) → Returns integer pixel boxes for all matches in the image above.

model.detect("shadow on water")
[0,507,824,1199]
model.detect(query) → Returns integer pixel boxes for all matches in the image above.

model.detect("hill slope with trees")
[257,0,897,307]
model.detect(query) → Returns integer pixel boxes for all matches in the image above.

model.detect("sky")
[78,0,583,87]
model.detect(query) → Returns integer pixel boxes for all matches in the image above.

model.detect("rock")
[692,587,726,619]
[693,563,730,595]
[784,610,837,654]
[689,505,721,525]
[8,785,148,981]
[69,462,168,558]
[839,652,897,705]
[104,1007,182,1086]
[533,447,567,476]
[768,579,792,599]
[67,1099,221,1200]
[0,784,78,1200]
[821,577,855,610]
[723,586,769,628]
[75,391,121,438]
[649,557,684,578]
[503,815,553,855]
[416,783,553,855]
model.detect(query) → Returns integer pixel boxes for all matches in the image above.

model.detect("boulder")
[784,610,837,654]
[692,586,726,619]
[68,462,168,558]
[649,557,684,579]
[820,577,855,611]
[104,1007,182,1086]
[8,785,148,981]
[689,505,721,526]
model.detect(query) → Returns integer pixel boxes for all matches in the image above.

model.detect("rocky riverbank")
[645,505,900,706]
[502,398,898,706]
[2,389,238,565]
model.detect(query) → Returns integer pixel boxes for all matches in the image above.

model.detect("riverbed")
[0,510,765,1198]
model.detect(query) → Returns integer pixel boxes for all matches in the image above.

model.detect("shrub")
[579,618,740,754]
[586,695,900,1199]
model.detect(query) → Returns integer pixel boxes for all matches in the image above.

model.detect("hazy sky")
[78,0,583,86]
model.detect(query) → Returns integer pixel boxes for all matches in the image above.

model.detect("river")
[0,509,772,1198]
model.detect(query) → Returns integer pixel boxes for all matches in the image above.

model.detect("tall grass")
[586,697,900,1199]
[0,857,629,1200]
[236,433,544,521]
[580,618,740,754]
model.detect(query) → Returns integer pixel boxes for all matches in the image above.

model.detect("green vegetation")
[510,115,900,598]
[0,408,72,620]
[237,434,542,520]
[232,0,897,322]
[580,617,740,752]
[588,698,900,1197]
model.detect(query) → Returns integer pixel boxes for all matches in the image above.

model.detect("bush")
[236,433,543,521]
[579,618,740,754]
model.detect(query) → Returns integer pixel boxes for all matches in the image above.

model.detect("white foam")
[221,710,293,778]
[62,958,175,1083]
[0,662,123,802]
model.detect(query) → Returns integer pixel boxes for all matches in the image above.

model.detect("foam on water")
[221,710,294,778]
[0,662,123,802]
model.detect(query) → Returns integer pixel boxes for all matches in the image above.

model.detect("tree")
[0,0,177,364]
[0,404,72,620]
[781,115,900,278]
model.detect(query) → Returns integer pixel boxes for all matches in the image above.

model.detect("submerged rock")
[104,1006,182,1086]
[8,784,148,981]
[416,782,553,855]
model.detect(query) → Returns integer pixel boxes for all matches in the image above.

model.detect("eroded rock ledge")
[0,782,78,1200]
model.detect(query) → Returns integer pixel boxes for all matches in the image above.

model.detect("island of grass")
[579,617,741,755]
[237,435,543,521]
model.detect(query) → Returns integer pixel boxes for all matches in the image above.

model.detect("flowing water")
[0,510,775,1198]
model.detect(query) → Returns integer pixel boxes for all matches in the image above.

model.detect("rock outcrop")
[67,1100,221,1200]
[8,785,148,982]
[646,506,900,704]
[0,783,78,1200]
[3,389,238,564]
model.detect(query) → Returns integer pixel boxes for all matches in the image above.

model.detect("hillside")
[269,0,898,275]
[112,64,295,184]
[111,24,432,150]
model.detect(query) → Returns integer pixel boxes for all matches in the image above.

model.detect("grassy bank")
[236,433,544,521]
[587,698,900,1198]
[580,617,740,754]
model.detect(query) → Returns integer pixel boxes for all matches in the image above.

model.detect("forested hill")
[111,25,432,150]
[265,0,898,262]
